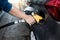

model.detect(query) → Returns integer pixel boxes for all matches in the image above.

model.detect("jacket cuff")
[3,2,12,12]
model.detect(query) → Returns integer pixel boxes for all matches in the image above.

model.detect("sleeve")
[2,0,12,12]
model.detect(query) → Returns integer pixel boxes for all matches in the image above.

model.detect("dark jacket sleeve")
[0,0,12,12]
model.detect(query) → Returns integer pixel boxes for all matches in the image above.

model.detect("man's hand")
[24,15,36,26]
[9,6,36,26]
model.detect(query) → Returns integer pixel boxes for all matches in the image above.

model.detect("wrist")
[21,14,28,20]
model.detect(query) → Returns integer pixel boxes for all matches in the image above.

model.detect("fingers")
[25,15,36,26]
[29,15,36,25]
[29,22,35,26]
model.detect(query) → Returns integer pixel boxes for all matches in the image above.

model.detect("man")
[0,0,35,26]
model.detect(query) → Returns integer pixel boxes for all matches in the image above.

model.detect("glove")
[32,12,43,23]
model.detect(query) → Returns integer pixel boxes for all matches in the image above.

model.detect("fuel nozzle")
[32,12,44,23]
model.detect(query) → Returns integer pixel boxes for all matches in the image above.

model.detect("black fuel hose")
[0,20,25,29]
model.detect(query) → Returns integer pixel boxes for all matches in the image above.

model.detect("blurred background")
[8,0,28,10]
